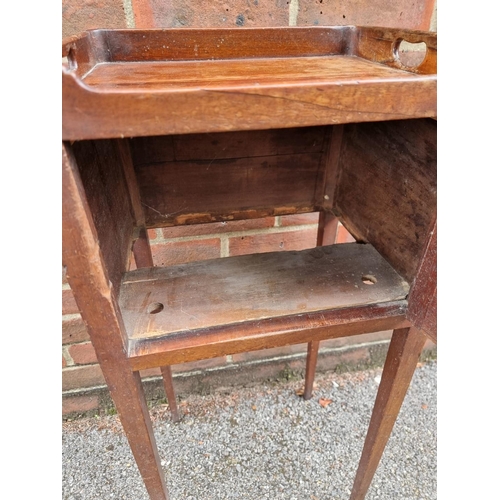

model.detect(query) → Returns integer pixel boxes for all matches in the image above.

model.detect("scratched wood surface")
[71,140,135,291]
[130,127,329,227]
[407,220,437,343]
[119,242,409,339]
[128,301,410,371]
[62,142,169,500]
[82,55,421,91]
[63,27,347,66]
[62,25,437,500]
[62,27,436,140]
[334,118,437,283]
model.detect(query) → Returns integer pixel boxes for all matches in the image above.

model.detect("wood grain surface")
[120,242,409,340]
[71,140,135,291]
[131,127,328,227]
[62,27,436,140]
[334,119,437,283]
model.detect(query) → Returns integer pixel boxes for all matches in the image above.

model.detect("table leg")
[63,142,170,500]
[132,226,179,423]
[161,366,180,422]
[303,211,340,399]
[349,326,427,500]
[303,340,320,400]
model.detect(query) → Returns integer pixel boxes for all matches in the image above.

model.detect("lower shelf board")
[120,242,411,369]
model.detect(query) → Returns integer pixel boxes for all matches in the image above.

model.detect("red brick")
[280,213,320,227]
[161,217,275,239]
[147,0,289,28]
[151,238,220,266]
[336,223,356,244]
[147,229,159,240]
[62,288,79,315]
[62,356,67,368]
[62,266,68,285]
[171,356,228,374]
[232,344,308,363]
[62,394,99,415]
[320,330,392,350]
[314,346,371,372]
[140,367,162,379]
[139,357,227,378]
[229,227,318,256]
[62,364,105,391]
[68,342,98,365]
[62,0,127,39]
[296,0,435,31]
[62,316,90,345]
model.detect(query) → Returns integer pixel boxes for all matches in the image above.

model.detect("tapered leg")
[131,227,179,422]
[63,142,169,500]
[349,327,427,500]
[161,366,180,422]
[316,210,340,247]
[109,371,170,500]
[303,340,320,400]
[303,211,340,399]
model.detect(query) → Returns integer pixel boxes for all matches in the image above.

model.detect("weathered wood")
[62,27,436,140]
[120,243,409,339]
[130,127,328,227]
[82,54,422,91]
[116,138,157,269]
[350,327,427,500]
[62,26,437,500]
[62,143,169,500]
[71,140,135,292]
[407,219,437,343]
[352,26,437,74]
[128,302,410,371]
[130,127,326,164]
[335,119,437,282]
[90,27,348,62]
[122,242,411,370]
[135,151,324,228]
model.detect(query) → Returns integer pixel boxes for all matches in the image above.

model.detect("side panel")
[131,127,331,227]
[72,139,136,291]
[334,119,437,283]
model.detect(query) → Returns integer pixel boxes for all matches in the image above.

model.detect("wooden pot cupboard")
[62,26,437,500]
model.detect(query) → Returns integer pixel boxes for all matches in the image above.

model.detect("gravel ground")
[62,360,437,500]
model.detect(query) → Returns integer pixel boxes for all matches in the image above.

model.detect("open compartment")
[63,25,436,370]
[62,26,437,500]
[68,115,435,371]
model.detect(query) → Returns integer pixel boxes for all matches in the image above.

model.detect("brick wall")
[62,0,437,417]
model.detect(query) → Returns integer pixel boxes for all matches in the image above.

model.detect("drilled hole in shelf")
[361,275,377,285]
[395,40,427,68]
[148,302,164,314]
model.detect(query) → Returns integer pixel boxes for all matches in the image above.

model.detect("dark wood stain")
[62,26,437,500]
[71,139,135,292]
[334,119,437,282]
